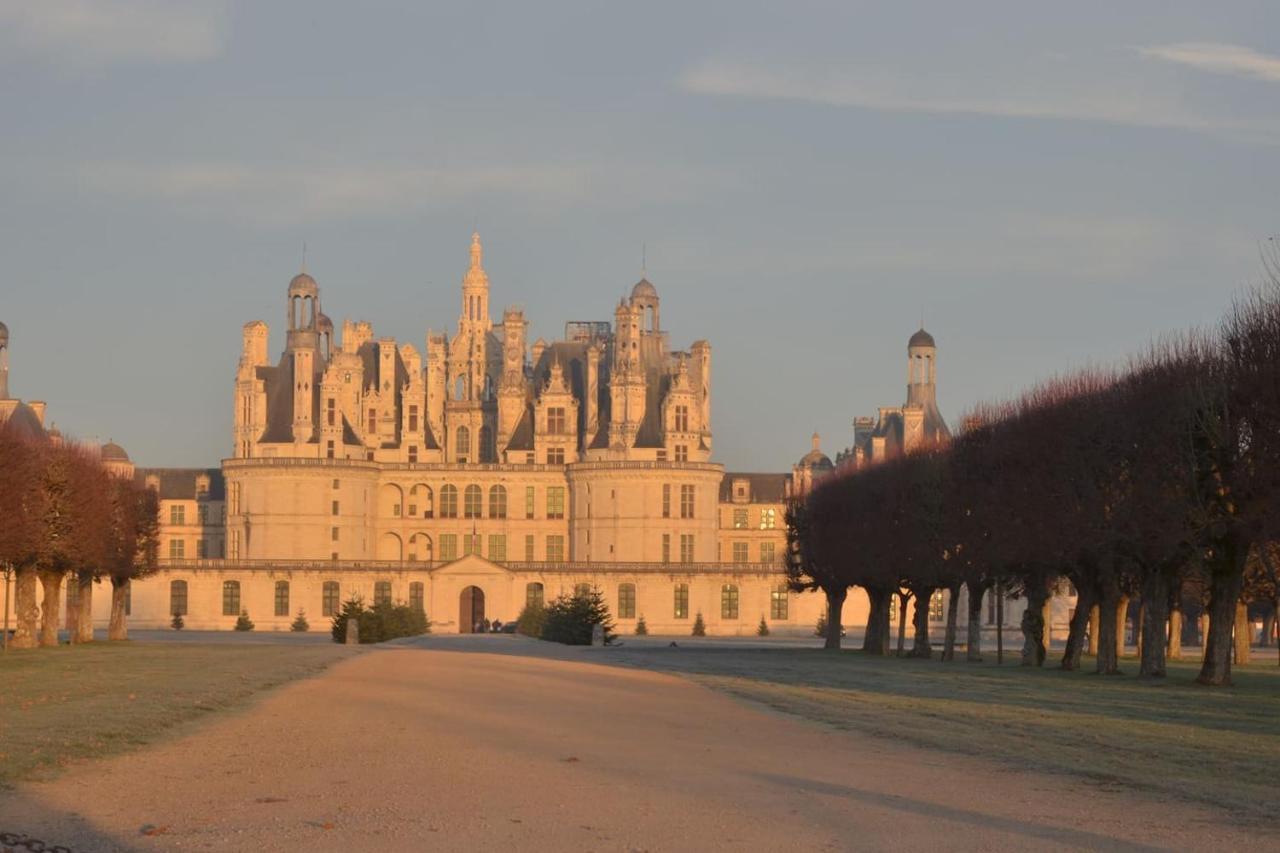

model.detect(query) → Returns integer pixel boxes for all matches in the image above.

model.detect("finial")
[642,242,647,275]
[812,432,821,451]
[301,241,308,273]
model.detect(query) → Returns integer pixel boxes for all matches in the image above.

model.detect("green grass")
[611,646,1280,820]
[0,642,353,785]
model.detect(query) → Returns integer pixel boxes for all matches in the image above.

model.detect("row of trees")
[787,278,1280,686]
[0,423,159,649]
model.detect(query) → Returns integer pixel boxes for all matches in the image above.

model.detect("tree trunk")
[1020,580,1048,667]
[1087,604,1100,655]
[862,588,891,655]
[108,578,130,641]
[1196,535,1245,686]
[965,582,985,662]
[1061,584,1095,671]
[11,566,41,649]
[941,583,961,662]
[1233,600,1251,665]
[71,574,95,644]
[910,587,934,659]
[895,591,910,656]
[1139,571,1169,678]
[823,586,846,651]
[38,570,65,647]
[1095,585,1121,675]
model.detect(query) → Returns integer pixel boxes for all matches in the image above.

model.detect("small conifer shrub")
[757,616,770,637]
[234,610,255,631]
[692,612,706,636]
[815,611,828,637]
[170,613,184,630]
[635,615,649,636]
[291,609,310,632]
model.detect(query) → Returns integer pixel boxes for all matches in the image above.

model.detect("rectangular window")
[440,534,458,561]
[327,398,336,426]
[463,533,479,556]
[374,581,392,607]
[170,505,185,525]
[393,502,402,518]
[368,409,377,433]
[407,503,417,517]
[332,478,340,489]
[409,582,424,613]
[326,440,335,459]
[197,504,209,525]
[331,526,339,541]
[168,539,185,559]
[196,539,207,558]
[547,446,565,465]
[732,541,748,562]
[275,581,290,617]
[170,580,188,616]
[332,500,340,515]
[662,484,671,518]
[525,534,535,561]
[222,580,240,616]
[662,533,671,564]
[674,404,689,432]
[547,406,566,434]
[680,533,694,564]
[618,584,636,619]
[733,508,748,529]
[408,406,419,432]
[721,584,739,620]
[408,446,418,463]
[547,486,565,519]
[680,484,695,519]
[488,534,507,562]
[525,486,535,519]
[546,535,565,563]
[675,444,688,462]
[929,590,945,620]
[656,449,667,461]
[761,508,777,529]
[759,542,775,564]
[322,581,340,617]
[673,584,689,619]
[771,586,790,620]
[527,582,544,607]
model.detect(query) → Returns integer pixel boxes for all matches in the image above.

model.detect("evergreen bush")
[330,596,429,644]
[234,610,254,631]
[757,616,770,637]
[692,612,706,636]
[291,609,310,632]
[815,611,828,637]
[635,615,649,636]
[170,613,184,630]
[516,600,547,637]
[540,588,615,645]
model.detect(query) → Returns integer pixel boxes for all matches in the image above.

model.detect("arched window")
[169,580,188,616]
[488,485,507,519]
[464,484,482,518]
[454,375,467,401]
[456,425,470,461]
[618,583,636,619]
[322,581,340,617]
[720,584,739,620]
[409,582,425,613]
[479,425,494,462]
[374,581,392,607]
[411,484,434,518]
[440,484,458,518]
[526,582,544,608]
[274,580,290,617]
[222,580,240,616]
[409,533,433,562]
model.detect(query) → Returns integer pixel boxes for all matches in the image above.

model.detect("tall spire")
[460,231,491,333]
[470,231,483,271]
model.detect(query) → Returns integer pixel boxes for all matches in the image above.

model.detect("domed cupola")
[798,432,834,472]
[286,266,322,350]
[629,277,660,332]
[909,328,935,349]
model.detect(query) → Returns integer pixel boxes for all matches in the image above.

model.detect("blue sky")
[2,1,1278,471]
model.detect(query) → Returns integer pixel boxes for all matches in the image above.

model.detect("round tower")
[286,270,321,351]
[906,328,937,407]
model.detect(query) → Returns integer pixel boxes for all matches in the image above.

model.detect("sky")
[2,0,1279,472]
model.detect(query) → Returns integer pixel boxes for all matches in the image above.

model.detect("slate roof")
[136,467,226,501]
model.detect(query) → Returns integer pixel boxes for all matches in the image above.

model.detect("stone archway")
[459,586,485,633]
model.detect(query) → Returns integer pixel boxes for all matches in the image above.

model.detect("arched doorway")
[459,586,485,633]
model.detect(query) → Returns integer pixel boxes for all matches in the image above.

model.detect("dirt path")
[0,643,1266,851]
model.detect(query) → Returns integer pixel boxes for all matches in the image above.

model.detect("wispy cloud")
[679,56,1280,143]
[64,159,736,225]
[0,0,228,68]
[1139,42,1280,83]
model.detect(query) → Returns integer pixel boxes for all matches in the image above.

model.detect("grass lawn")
[0,642,354,785]
[610,646,1280,820]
